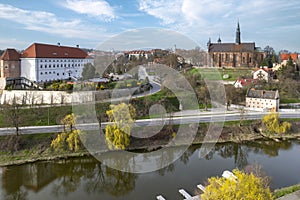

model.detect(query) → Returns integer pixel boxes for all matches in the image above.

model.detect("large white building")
[21,43,93,82]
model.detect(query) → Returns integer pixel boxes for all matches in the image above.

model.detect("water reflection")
[0,139,297,200]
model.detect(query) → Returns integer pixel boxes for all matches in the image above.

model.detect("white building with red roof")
[21,43,93,82]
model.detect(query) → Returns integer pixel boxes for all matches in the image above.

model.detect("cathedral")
[207,22,265,68]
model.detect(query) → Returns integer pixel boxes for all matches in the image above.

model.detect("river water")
[1,139,300,200]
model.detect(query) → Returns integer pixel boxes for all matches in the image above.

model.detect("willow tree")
[262,113,291,134]
[51,113,82,152]
[201,169,274,200]
[105,103,136,150]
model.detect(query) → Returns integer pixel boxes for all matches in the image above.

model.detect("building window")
[57,73,59,76]
[225,54,229,62]
[40,72,43,75]
[49,65,51,68]
[45,72,48,74]
[63,73,65,75]
[40,65,43,68]
[45,65,47,68]
[49,72,51,74]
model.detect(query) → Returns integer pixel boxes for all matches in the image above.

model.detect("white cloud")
[138,0,300,51]
[0,4,106,39]
[63,0,116,21]
[138,0,182,25]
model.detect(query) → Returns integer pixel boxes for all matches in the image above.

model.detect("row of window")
[213,53,252,63]
[248,98,273,102]
[40,63,82,68]
[248,102,273,106]
[40,70,78,75]
[40,59,85,63]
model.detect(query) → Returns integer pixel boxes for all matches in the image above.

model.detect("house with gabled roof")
[252,67,272,82]
[20,43,94,82]
[246,88,279,111]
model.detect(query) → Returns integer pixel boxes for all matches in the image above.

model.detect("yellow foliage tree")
[61,113,76,132]
[262,113,291,134]
[105,103,136,150]
[51,114,82,152]
[201,169,274,200]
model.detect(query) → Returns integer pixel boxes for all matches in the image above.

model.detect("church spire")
[235,21,241,44]
[217,35,221,43]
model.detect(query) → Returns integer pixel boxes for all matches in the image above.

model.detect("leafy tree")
[105,103,136,150]
[262,113,291,134]
[82,63,96,80]
[51,114,82,152]
[201,169,274,200]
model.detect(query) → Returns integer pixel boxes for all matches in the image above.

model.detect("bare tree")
[1,95,23,135]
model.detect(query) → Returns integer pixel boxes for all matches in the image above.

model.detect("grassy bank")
[0,105,72,127]
[274,184,300,199]
[2,120,300,167]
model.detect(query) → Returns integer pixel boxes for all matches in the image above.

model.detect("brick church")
[207,22,265,68]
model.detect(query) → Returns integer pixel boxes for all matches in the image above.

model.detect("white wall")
[21,58,37,81]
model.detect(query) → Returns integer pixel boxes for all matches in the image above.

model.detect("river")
[1,139,300,200]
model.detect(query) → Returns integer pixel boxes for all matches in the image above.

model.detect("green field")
[190,67,253,81]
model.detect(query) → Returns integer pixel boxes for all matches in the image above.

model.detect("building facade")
[252,68,270,82]
[21,43,93,82]
[208,22,265,68]
[0,49,21,78]
[246,89,279,111]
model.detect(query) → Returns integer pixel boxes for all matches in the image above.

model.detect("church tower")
[235,21,241,44]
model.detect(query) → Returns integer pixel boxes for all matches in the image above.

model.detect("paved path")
[278,191,300,200]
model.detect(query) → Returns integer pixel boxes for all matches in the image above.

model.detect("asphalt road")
[1,111,299,136]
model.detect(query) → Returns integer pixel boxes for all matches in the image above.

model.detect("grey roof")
[208,43,256,52]
[246,89,279,99]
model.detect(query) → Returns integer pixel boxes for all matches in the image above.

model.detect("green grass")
[223,120,255,126]
[280,98,300,104]
[274,184,300,199]
[190,68,252,81]
[0,105,72,128]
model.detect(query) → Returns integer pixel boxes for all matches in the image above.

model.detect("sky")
[0,0,300,52]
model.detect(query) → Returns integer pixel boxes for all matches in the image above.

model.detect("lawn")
[191,68,253,81]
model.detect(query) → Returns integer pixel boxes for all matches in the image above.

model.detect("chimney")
[57,42,61,46]
[76,44,79,48]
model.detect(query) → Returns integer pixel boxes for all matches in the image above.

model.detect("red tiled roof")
[0,49,20,61]
[208,43,256,52]
[280,53,298,61]
[125,50,151,54]
[21,43,89,59]
[237,78,257,86]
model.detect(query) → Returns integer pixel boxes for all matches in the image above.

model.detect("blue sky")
[0,0,300,52]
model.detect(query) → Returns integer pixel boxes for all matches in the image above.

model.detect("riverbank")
[1,121,300,167]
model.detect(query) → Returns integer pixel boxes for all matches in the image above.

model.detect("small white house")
[253,68,270,82]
